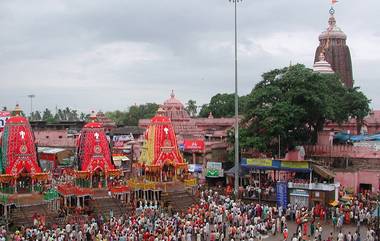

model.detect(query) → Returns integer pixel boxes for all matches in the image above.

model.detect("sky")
[0,0,379,114]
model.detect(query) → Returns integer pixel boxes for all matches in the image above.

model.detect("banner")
[207,162,222,170]
[276,182,288,207]
[188,164,203,173]
[281,161,309,169]
[113,134,134,142]
[183,139,205,152]
[246,158,272,167]
[0,111,10,131]
[206,162,223,177]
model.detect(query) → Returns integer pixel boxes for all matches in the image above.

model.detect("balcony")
[288,182,336,191]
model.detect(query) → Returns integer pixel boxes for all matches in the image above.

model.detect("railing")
[76,179,91,188]
[1,186,14,194]
[288,182,336,191]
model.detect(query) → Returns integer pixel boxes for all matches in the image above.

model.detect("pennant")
[332,0,338,4]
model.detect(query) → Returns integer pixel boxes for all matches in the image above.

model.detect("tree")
[31,111,42,121]
[241,64,370,155]
[199,93,247,118]
[344,87,371,134]
[185,100,197,117]
[106,103,159,126]
[42,108,54,122]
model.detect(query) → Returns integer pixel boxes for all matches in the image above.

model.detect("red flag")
[332,0,338,4]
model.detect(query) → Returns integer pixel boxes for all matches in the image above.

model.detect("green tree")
[42,108,54,122]
[106,103,159,126]
[199,93,247,118]
[31,111,42,121]
[344,87,371,134]
[242,64,370,155]
[185,100,197,117]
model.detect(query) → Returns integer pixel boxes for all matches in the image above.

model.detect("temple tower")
[314,7,353,88]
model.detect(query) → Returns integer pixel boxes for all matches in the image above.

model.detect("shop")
[289,189,310,208]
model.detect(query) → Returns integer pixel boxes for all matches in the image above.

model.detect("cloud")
[0,0,379,112]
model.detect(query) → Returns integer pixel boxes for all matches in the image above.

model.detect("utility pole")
[229,0,242,196]
[27,94,35,118]
[278,134,281,159]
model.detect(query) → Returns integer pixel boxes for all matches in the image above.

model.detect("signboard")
[113,134,134,142]
[0,111,11,131]
[246,158,272,167]
[207,161,222,170]
[281,161,309,169]
[276,181,288,208]
[188,164,203,173]
[206,162,223,177]
[183,139,205,152]
[290,189,309,197]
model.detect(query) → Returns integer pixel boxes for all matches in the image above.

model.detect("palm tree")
[186,100,197,117]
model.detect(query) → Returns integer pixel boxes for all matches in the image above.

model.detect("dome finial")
[170,90,175,98]
[89,110,97,122]
[13,104,22,116]
[157,107,165,116]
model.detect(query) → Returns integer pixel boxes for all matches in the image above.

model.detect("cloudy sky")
[0,0,379,114]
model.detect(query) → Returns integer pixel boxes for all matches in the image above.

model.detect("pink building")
[335,170,380,194]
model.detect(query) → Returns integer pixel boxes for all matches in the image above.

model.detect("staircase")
[89,197,131,219]
[9,203,59,228]
[163,189,198,212]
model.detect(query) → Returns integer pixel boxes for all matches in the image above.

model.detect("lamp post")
[229,0,242,196]
[27,94,35,118]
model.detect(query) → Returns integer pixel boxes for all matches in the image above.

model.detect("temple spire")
[313,0,353,88]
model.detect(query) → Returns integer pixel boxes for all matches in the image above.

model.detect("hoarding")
[183,139,205,152]
[276,181,288,208]
[246,158,272,167]
[206,161,223,177]
[0,111,11,131]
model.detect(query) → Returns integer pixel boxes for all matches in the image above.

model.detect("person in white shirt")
[338,231,344,241]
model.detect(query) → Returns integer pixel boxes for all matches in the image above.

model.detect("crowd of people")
[2,186,379,240]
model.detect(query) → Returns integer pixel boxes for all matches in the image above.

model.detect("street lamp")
[229,0,242,195]
[27,94,35,118]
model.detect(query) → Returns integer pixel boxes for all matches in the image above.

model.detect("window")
[59,136,63,139]
[46,136,49,139]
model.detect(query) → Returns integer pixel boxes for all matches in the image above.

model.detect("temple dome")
[319,13,347,40]
[162,90,190,121]
[163,90,185,109]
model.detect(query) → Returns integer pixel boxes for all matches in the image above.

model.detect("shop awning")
[311,164,335,180]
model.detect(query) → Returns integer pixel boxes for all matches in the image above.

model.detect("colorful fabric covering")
[139,112,185,167]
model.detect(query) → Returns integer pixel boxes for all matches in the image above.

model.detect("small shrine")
[0,105,48,194]
[139,108,187,182]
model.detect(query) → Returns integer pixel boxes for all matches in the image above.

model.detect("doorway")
[359,183,372,193]
[92,168,105,188]
[17,170,32,193]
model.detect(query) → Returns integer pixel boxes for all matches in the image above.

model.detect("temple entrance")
[162,162,175,182]
[359,183,372,193]
[92,168,106,188]
[17,170,32,193]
